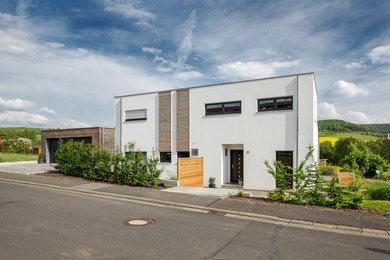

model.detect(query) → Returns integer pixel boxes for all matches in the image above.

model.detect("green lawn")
[362,200,390,212]
[0,153,38,162]
[319,131,378,140]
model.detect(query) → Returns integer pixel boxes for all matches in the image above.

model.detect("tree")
[319,141,334,164]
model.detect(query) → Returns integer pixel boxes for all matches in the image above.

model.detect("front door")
[230,150,243,183]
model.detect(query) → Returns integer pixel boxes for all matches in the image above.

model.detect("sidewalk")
[1,171,390,233]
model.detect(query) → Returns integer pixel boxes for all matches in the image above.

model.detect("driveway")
[0,162,57,175]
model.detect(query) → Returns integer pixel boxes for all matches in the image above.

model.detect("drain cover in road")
[122,218,155,226]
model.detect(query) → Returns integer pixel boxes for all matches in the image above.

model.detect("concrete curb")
[0,161,37,166]
[1,177,390,239]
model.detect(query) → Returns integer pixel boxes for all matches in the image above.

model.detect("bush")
[1,138,33,154]
[55,140,162,187]
[368,182,390,200]
[265,146,363,209]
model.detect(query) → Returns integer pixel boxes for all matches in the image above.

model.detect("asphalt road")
[1,182,390,260]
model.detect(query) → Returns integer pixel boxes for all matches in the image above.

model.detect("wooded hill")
[319,119,390,136]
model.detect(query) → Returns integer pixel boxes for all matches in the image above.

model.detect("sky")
[0,0,390,128]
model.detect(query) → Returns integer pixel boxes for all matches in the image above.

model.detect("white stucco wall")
[114,73,318,190]
[190,75,299,190]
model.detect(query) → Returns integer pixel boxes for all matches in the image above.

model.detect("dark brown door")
[276,151,293,188]
[230,150,243,183]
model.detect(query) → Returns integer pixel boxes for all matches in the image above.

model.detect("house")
[41,127,115,163]
[114,73,318,190]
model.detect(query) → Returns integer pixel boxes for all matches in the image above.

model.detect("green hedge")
[55,140,162,186]
[368,181,390,200]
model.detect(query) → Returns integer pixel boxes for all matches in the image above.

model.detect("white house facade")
[114,73,318,190]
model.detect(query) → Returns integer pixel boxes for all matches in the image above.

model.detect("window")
[160,152,171,162]
[178,151,190,158]
[205,101,241,115]
[125,151,147,160]
[276,151,293,188]
[258,97,293,112]
[125,109,147,121]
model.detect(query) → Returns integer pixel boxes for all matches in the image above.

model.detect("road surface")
[1,181,389,259]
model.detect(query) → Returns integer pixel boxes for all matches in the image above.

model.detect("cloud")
[103,0,154,27]
[318,102,340,119]
[173,71,204,80]
[141,11,200,80]
[39,106,56,115]
[368,45,390,64]
[325,80,369,99]
[0,111,48,124]
[176,10,197,71]
[343,111,372,124]
[59,118,90,128]
[45,42,64,48]
[0,97,35,110]
[344,61,366,69]
[142,47,161,55]
[217,60,300,79]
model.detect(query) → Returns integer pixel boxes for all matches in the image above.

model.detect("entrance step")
[221,183,242,189]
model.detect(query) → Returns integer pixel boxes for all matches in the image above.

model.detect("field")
[319,131,379,146]
[0,153,38,162]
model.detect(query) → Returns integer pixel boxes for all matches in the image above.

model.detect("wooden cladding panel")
[159,92,171,152]
[176,89,190,152]
[177,157,204,187]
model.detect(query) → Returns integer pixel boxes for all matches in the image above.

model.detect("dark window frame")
[257,96,293,112]
[125,109,147,122]
[177,151,190,158]
[205,101,241,116]
[160,152,171,162]
[275,151,294,189]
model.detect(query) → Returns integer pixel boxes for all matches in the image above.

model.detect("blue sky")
[0,0,390,128]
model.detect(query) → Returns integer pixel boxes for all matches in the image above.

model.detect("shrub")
[368,182,390,200]
[55,140,162,187]
[265,146,363,209]
[237,191,244,197]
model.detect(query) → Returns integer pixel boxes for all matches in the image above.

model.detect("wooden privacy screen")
[338,170,355,184]
[177,157,204,187]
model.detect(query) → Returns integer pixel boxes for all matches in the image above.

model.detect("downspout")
[296,75,299,169]
[120,97,123,152]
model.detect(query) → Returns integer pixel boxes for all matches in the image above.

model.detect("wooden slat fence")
[177,157,204,187]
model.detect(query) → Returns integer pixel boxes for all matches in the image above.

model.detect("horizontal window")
[160,152,171,162]
[178,151,190,158]
[205,101,241,115]
[258,96,293,112]
[125,109,147,121]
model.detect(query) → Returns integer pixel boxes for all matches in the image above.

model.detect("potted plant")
[238,176,243,186]
[38,153,44,164]
[209,177,216,188]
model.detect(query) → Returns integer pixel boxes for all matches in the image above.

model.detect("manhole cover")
[122,218,155,226]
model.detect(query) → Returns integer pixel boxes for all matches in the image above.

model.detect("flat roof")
[115,72,315,99]
[41,127,115,132]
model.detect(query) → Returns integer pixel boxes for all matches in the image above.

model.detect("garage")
[41,127,115,163]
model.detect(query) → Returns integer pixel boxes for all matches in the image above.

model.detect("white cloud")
[103,0,154,26]
[45,42,64,48]
[0,97,35,110]
[142,47,161,55]
[174,71,204,80]
[59,118,90,128]
[368,45,390,64]
[343,111,372,124]
[318,102,340,119]
[217,60,300,79]
[176,10,197,71]
[39,106,56,115]
[344,61,366,69]
[325,80,369,99]
[0,111,48,124]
